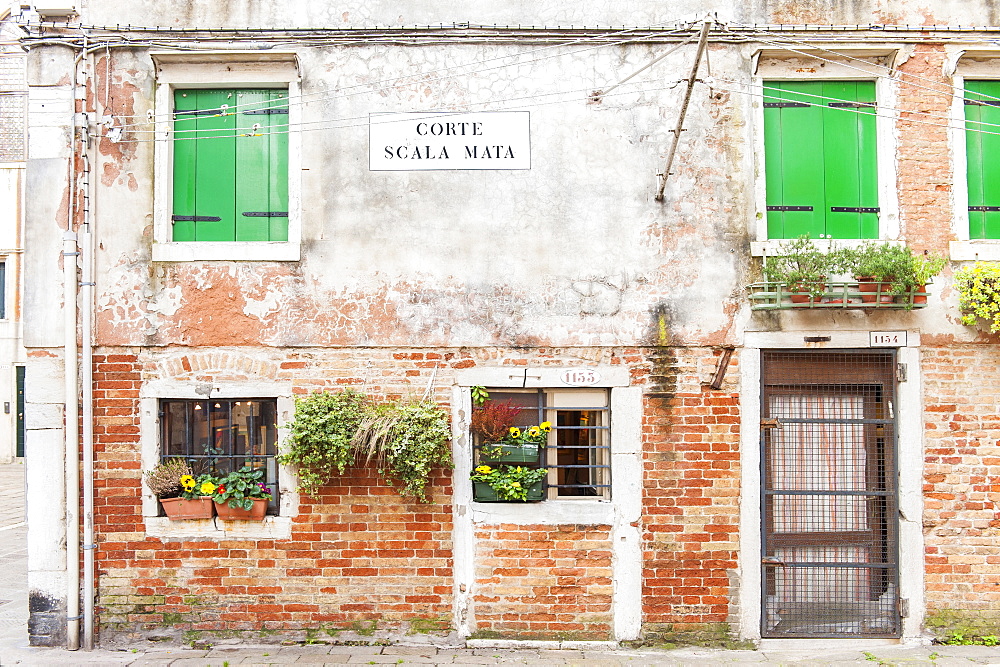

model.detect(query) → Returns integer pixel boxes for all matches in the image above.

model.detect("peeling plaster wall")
[91,42,750,349]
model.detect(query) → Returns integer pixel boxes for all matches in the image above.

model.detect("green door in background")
[16,365,24,457]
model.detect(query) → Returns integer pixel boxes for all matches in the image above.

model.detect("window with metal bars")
[474,389,611,499]
[159,398,279,513]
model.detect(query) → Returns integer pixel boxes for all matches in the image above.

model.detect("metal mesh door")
[761,350,899,638]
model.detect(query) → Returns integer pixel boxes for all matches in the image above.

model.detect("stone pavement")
[1,462,999,665]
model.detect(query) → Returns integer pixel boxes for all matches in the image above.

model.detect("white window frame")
[150,52,302,262]
[451,366,643,641]
[948,49,1000,260]
[750,47,902,257]
[139,378,297,540]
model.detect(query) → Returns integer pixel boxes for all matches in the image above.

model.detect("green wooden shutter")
[172,88,288,242]
[965,81,1000,239]
[764,80,878,239]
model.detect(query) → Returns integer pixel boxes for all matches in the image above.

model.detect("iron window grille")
[158,398,279,512]
[474,389,611,499]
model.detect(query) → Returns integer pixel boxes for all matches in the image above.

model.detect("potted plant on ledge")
[471,464,548,502]
[846,242,946,307]
[144,458,216,520]
[212,465,272,521]
[480,421,551,464]
[761,235,836,304]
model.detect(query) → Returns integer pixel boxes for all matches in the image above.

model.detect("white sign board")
[560,369,601,386]
[369,111,530,171]
[870,331,907,347]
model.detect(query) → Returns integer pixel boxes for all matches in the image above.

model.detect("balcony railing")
[747,281,929,311]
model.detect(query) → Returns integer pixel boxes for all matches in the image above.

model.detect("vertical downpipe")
[80,45,98,652]
[63,230,79,651]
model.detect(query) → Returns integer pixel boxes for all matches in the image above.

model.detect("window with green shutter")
[965,81,1000,239]
[764,81,879,240]
[172,88,288,242]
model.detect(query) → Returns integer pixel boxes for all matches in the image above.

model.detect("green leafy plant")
[213,465,272,510]
[279,390,452,501]
[471,386,489,406]
[956,261,1000,333]
[277,389,369,496]
[845,242,946,293]
[143,458,191,499]
[471,464,548,501]
[762,235,841,298]
[354,400,453,502]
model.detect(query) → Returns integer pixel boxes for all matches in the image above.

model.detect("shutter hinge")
[898,598,909,618]
[831,207,880,213]
[767,205,813,212]
[242,109,289,115]
[828,101,876,108]
[763,102,809,108]
[171,215,222,223]
[896,363,907,382]
[969,206,1000,212]
[242,212,289,217]
[965,99,1000,106]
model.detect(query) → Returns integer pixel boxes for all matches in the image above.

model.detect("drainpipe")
[80,107,95,652]
[62,229,79,652]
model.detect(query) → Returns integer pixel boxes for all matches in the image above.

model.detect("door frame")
[739,331,925,642]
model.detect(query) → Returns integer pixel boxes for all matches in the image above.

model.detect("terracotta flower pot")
[913,284,928,304]
[160,496,214,520]
[856,277,894,303]
[214,498,268,521]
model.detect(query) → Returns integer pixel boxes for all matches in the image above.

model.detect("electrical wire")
[105,24,698,129]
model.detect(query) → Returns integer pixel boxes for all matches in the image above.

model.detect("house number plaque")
[870,331,907,347]
[560,369,601,386]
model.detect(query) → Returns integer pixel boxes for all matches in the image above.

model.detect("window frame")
[150,52,302,262]
[140,378,296,539]
[949,52,1000,260]
[158,397,281,514]
[750,49,901,257]
[472,388,612,500]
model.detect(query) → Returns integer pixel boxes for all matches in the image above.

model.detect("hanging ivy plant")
[279,389,452,501]
[956,261,1000,333]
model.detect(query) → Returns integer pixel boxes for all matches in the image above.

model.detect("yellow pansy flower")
[180,475,195,489]
[508,427,521,438]
[475,465,493,474]
[539,421,552,432]
[199,481,216,495]
[527,426,540,437]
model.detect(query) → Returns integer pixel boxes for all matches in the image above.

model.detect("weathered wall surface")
[90,42,749,350]
[80,0,1000,33]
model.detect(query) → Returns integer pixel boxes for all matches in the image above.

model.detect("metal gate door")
[761,350,900,638]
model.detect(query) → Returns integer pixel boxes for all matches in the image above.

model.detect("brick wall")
[921,344,1000,635]
[90,345,745,643]
[472,524,613,639]
[640,347,741,636]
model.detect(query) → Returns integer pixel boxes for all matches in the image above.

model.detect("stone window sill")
[144,515,292,540]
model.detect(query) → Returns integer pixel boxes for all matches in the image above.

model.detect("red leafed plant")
[470,400,522,442]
